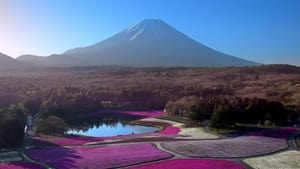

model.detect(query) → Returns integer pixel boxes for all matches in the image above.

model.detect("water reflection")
[66,113,158,137]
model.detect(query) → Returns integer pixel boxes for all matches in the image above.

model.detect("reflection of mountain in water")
[67,113,139,131]
[66,113,158,137]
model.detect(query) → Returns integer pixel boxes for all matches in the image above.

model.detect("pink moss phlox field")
[27,144,172,169]
[157,124,180,135]
[130,159,246,169]
[247,127,298,139]
[162,136,287,158]
[33,135,104,146]
[51,137,103,146]
[133,120,180,135]
[0,162,44,169]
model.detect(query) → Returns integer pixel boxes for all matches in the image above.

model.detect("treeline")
[10,86,168,136]
[165,96,299,128]
[23,87,104,135]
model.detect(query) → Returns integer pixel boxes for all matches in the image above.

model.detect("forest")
[0,64,299,148]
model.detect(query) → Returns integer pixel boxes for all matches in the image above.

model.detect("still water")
[67,121,159,137]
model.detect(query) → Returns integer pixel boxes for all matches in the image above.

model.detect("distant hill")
[18,54,88,67]
[18,19,259,67]
[0,53,33,71]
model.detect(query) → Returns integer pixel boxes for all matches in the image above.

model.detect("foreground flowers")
[27,143,172,169]
[162,136,287,157]
[129,159,246,169]
[161,128,298,158]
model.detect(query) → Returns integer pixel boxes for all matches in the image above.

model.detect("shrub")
[36,116,67,135]
[264,120,273,127]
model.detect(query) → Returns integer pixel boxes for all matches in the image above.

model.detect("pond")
[67,122,158,137]
[66,113,159,137]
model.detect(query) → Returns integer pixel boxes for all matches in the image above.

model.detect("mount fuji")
[18,19,259,67]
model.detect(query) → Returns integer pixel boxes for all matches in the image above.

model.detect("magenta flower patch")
[157,124,180,135]
[130,159,246,169]
[32,135,104,146]
[162,136,287,158]
[27,143,172,169]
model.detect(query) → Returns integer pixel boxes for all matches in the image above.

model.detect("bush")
[36,116,67,135]
[264,120,273,127]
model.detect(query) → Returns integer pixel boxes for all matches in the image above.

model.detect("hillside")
[0,53,33,71]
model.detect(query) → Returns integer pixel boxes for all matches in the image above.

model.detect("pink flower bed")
[27,143,172,169]
[130,159,246,169]
[0,162,44,169]
[32,135,104,146]
[157,124,180,135]
[247,127,298,139]
[134,120,180,135]
[162,136,288,158]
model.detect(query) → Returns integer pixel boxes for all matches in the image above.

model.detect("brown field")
[0,64,299,108]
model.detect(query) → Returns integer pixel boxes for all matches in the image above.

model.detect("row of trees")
[22,87,104,135]
[165,96,299,128]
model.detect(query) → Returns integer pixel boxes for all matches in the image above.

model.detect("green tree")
[210,102,234,129]
[0,108,25,148]
[188,100,207,122]
[36,116,67,135]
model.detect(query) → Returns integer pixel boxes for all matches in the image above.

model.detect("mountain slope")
[64,19,259,67]
[19,19,259,67]
[0,53,32,71]
[18,54,88,67]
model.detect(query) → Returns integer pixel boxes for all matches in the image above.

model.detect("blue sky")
[0,0,299,65]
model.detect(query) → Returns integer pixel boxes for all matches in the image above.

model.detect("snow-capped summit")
[20,19,259,67]
[126,19,172,35]
[120,19,185,41]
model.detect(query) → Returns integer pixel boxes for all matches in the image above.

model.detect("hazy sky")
[0,0,299,65]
